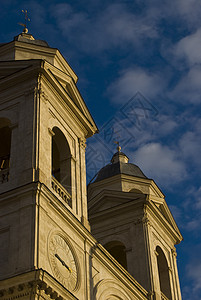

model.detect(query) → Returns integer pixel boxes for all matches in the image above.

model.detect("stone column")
[79,137,90,230]
[171,247,182,300]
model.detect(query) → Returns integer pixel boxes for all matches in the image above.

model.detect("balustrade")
[51,176,72,207]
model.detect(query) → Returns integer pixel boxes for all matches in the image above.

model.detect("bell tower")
[0,31,97,299]
[88,149,183,300]
[0,29,183,300]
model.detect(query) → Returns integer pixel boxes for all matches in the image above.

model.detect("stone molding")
[133,213,151,226]
[48,127,55,136]
[171,247,177,257]
[0,270,77,300]
[78,137,86,150]
[0,280,62,300]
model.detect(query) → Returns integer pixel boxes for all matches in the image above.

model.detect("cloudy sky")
[1,0,201,298]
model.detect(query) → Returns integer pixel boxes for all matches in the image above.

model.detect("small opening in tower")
[0,118,12,183]
[51,127,71,195]
[156,246,172,299]
[104,241,127,270]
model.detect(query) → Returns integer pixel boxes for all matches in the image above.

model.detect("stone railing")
[161,292,169,300]
[0,168,9,183]
[51,176,72,207]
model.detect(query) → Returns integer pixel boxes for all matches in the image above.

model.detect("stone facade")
[0,32,182,300]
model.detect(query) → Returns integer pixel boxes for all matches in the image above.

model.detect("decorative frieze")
[0,280,64,300]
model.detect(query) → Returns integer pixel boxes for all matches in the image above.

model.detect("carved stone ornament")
[133,213,151,226]
[78,137,86,150]
[40,89,48,102]
[171,247,177,257]
[0,280,63,300]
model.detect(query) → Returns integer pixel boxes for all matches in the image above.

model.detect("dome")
[93,151,147,183]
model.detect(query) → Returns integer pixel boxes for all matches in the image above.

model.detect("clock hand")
[55,253,72,272]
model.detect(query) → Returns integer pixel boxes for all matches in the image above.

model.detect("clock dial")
[48,233,79,291]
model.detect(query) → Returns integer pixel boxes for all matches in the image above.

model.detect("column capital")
[171,247,177,257]
[78,137,86,150]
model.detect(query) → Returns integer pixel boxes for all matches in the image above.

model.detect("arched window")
[0,118,11,183]
[104,241,127,270]
[52,127,71,194]
[156,246,172,299]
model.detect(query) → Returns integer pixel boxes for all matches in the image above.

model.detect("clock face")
[48,233,79,291]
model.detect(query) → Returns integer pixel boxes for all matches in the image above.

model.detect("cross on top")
[18,10,30,33]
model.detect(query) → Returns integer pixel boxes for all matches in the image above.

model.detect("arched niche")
[0,118,12,182]
[104,241,127,270]
[52,127,71,194]
[156,246,172,299]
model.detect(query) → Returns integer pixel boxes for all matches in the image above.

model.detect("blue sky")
[1,1,201,298]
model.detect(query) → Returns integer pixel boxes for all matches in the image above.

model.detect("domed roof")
[94,151,147,183]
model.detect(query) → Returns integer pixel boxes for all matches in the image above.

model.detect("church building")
[0,29,183,300]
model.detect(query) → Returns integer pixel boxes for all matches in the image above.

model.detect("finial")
[114,141,121,152]
[18,10,30,33]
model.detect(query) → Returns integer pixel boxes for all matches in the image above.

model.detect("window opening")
[0,119,11,183]
[104,241,127,270]
[156,246,172,299]
[51,127,71,194]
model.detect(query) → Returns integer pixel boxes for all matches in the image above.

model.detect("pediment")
[48,66,94,125]
[148,195,182,237]
[88,188,182,239]
[88,189,146,215]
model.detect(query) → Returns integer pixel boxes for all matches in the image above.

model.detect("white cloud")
[175,0,201,28]
[174,28,201,66]
[152,114,178,137]
[179,131,201,164]
[50,3,158,53]
[171,66,201,103]
[133,143,186,187]
[186,186,201,211]
[107,68,165,103]
[178,117,201,167]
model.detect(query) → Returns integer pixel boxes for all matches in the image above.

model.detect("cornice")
[0,59,97,138]
[0,41,77,83]
[144,202,183,244]
[88,173,164,198]
[0,269,78,300]
[40,65,97,137]
[0,60,43,92]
